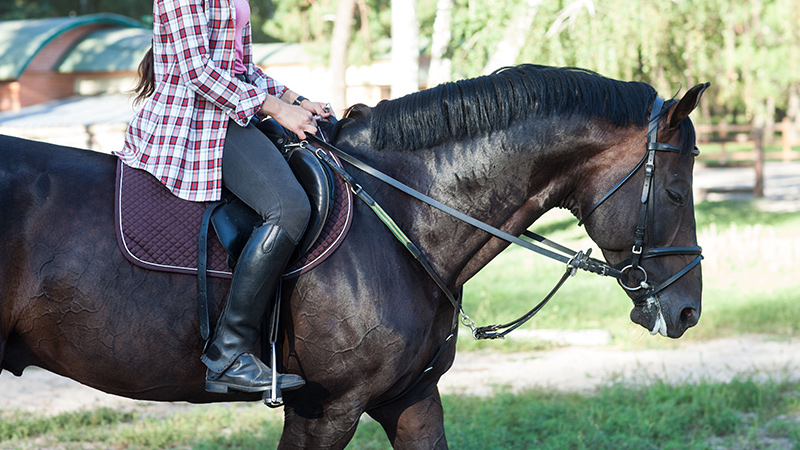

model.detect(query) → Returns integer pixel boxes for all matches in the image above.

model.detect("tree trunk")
[427,0,454,88]
[391,0,420,98]
[482,0,542,75]
[788,83,800,144]
[330,0,357,114]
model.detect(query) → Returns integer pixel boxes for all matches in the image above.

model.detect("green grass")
[0,405,286,449]
[3,377,798,449]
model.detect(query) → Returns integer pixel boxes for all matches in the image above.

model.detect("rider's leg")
[202,120,310,393]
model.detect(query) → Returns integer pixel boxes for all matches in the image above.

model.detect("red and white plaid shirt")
[117,0,287,202]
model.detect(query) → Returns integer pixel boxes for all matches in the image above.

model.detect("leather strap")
[198,201,223,340]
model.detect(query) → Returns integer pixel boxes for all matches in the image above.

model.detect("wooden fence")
[695,118,800,197]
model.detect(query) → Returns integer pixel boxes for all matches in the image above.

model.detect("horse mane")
[344,64,671,152]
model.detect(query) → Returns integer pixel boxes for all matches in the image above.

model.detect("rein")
[303,96,702,339]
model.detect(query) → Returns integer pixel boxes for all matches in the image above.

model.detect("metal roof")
[58,27,151,73]
[0,93,136,127]
[0,13,147,80]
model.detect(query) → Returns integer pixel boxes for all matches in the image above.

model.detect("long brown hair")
[133,46,155,105]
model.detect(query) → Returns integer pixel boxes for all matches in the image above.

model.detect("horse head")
[578,83,709,338]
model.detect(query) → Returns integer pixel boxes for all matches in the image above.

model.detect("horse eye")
[666,189,685,205]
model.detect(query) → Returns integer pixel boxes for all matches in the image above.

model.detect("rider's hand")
[260,95,317,139]
[299,100,336,120]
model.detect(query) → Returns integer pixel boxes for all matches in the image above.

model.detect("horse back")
[0,134,117,246]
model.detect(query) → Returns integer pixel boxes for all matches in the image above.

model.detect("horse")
[0,64,707,448]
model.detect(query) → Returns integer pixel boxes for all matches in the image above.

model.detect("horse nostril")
[680,307,699,328]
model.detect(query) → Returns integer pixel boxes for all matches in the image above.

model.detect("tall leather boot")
[202,223,305,394]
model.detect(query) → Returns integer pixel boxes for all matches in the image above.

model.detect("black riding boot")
[202,223,305,394]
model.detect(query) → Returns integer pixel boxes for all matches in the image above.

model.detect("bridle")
[577,96,703,305]
[301,95,702,339]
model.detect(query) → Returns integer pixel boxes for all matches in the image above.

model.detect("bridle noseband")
[577,97,703,304]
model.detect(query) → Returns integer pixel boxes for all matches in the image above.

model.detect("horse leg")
[278,395,363,450]
[367,385,448,449]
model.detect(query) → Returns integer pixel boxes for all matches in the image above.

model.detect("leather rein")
[302,96,702,339]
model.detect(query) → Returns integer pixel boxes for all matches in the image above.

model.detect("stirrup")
[263,341,283,407]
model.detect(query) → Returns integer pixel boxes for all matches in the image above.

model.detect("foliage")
[0,0,152,23]
[5,0,799,123]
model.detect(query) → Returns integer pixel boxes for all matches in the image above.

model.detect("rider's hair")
[132,46,155,106]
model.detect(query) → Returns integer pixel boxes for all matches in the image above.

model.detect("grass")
[2,377,798,448]
[0,405,286,449]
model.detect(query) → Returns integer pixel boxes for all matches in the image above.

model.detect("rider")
[116,0,333,394]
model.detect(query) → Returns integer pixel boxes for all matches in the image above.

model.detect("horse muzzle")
[629,294,699,338]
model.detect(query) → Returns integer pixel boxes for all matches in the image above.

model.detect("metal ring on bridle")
[618,264,650,291]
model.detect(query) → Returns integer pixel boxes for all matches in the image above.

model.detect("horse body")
[1,65,707,448]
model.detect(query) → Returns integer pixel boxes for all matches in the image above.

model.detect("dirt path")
[1,334,798,415]
[441,334,800,396]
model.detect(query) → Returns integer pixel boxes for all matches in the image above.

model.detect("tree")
[330,0,357,112]
[390,0,420,97]
[481,0,541,75]
[427,0,454,87]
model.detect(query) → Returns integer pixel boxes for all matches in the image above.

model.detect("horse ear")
[669,82,710,129]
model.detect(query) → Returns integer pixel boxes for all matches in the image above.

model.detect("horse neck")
[345,117,620,289]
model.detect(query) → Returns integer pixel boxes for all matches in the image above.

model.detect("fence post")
[782,117,793,162]
[718,120,728,164]
[753,127,764,197]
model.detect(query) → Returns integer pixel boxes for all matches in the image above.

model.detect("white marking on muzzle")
[647,296,668,337]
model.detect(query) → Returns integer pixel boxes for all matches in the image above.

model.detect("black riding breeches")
[222,119,311,243]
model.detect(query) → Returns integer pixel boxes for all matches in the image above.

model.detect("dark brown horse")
[0,65,707,448]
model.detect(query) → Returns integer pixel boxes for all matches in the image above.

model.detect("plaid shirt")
[117,0,287,202]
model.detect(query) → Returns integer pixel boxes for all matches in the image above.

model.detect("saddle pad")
[114,152,353,280]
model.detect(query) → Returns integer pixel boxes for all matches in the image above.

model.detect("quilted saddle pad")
[114,152,353,280]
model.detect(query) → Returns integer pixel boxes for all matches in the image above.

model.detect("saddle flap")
[287,147,335,259]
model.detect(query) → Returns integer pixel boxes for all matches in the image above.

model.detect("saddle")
[210,118,338,272]
[115,118,353,280]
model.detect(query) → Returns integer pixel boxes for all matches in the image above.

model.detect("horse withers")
[0,64,707,448]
